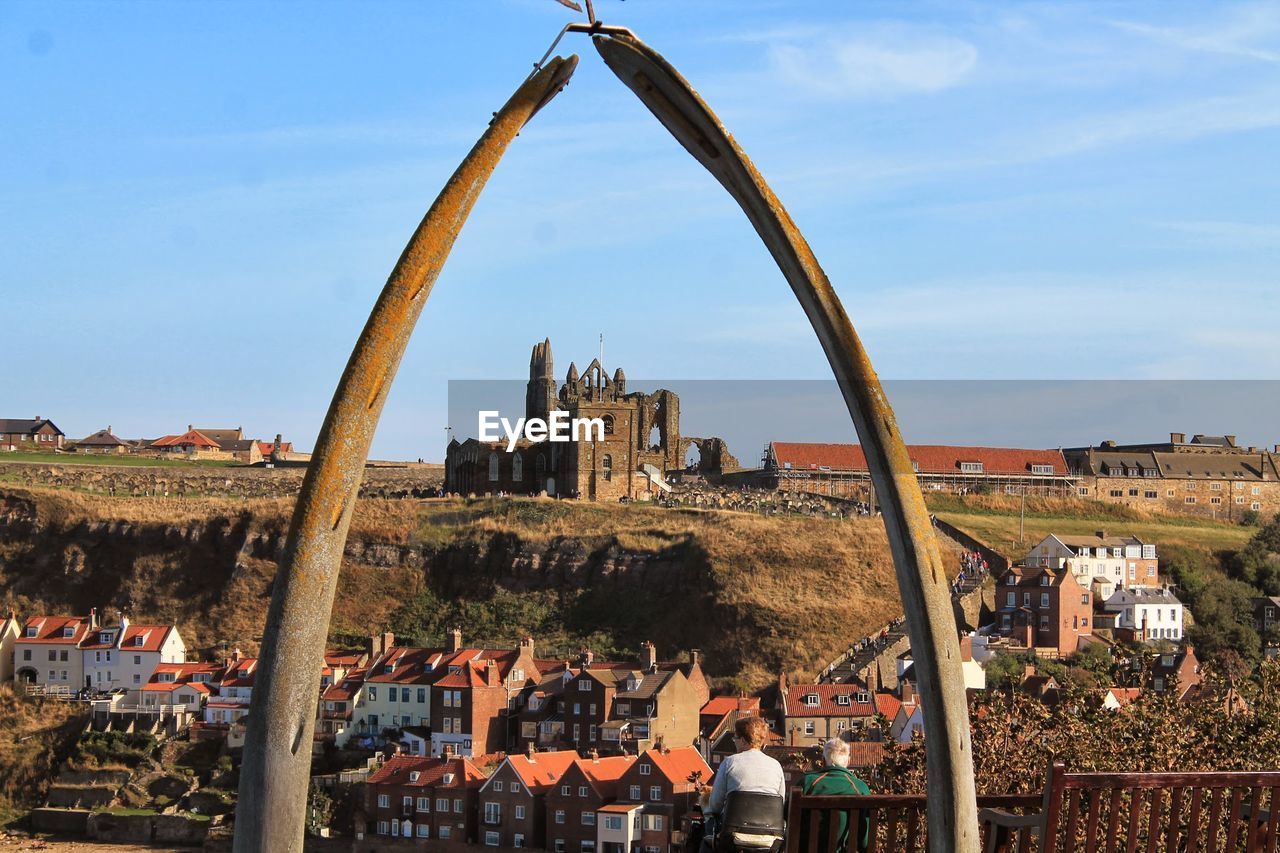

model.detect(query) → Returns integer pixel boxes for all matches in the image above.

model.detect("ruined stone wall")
[0,461,443,500]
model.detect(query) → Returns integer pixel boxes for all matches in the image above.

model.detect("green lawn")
[936,509,1252,556]
[0,452,243,469]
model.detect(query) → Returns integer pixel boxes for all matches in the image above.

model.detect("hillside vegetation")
[0,488,903,689]
[0,684,88,825]
[928,493,1253,555]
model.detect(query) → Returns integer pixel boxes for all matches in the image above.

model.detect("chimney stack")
[188,424,193,433]
[640,641,657,672]
[369,631,394,658]
[581,648,594,667]
[901,679,915,704]
[1171,432,1185,445]
[689,649,702,668]
[88,607,98,631]
[486,659,501,686]
[1095,530,1107,540]
[519,637,535,657]
[526,742,536,760]
[448,627,462,653]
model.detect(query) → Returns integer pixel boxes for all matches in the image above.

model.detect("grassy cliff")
[0,489,901,689]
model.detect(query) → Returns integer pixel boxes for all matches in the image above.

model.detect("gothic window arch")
[512,454,523,482]
[535,454,546,480]
[488,454,500,482]
[602,454,613,482]
[602,415,615,436]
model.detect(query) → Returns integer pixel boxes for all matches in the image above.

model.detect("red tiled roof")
[365,647,448,685]
[771,443,1067,476]
[784,684,879,718]
[639,747,712,787]
[324,671,365,702]
[258,441,294,455]
[367,755,486,788]
[118,624,174,653]
[18,616,90,645]
[700,696,759,718]
[846,742,887,768]
[599,803,643,813]
[151,429,220,449]
[221,658,258,688]
[502,751,582,792]
[873,694,902,720]
[572,755,637,798]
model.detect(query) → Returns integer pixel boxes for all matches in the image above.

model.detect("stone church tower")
[525,337,556,422]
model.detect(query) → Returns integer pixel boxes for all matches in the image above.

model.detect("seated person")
[800,738,872,853]
[704,716,786,849]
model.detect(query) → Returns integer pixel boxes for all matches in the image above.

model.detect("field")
[0,452,241,468]
[927,493,1254,555]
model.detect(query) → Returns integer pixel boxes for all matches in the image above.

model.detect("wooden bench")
[980,762,1280,852]
[784,791,1042,852]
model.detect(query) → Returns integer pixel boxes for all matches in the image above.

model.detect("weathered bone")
[231,55,579,853]
[592,32,979,852]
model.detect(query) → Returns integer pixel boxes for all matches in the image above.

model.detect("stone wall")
[0,460,442,500]
[30,807,90,834]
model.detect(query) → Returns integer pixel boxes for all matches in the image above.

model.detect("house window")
[582,812,595,826]
[556,810,566,824]
[378,795,390,808]
[604,816,623,831]
[515,805,525,819]
[960,462,983,473]
[1211,482,1222,491]
[1254,502,1263,511]
[561,786,570,797]
[1145,491,1158,499]
[417,825,430,838]
[579,681,592,691]
[1031,464,1053,475]
[1023,593,1031,606]
[1128,489,1139,497]
[1039,616,1049,629]
[579,787,588,798]
[1078,487,1090,496]
[485,802,501,824]
[803,694,819,707]
[1167,489,1176,497]
[437,798,450,812]
[555,841,566,853]
[1211,497,1222,505]
[1185,497,1196,504]
[377,821,389,835]
[1110,490,1124,498]
[1006,592,1015,607]
[489,454,500,481]
[603,415,615,435]
[650,786,662,801]
[511,783,521,795]
[417,797,430,812]
[439,826,452,840]
[1040,593,1049,608]
[803,721,815,736]
[602,455,612,482]
[514,834,525,847]
[455,799,463,813]
[630,785,641,799]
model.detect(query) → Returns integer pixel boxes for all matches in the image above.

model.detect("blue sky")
[3,1,1278,460]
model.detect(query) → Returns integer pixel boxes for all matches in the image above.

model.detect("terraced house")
[477,748,581,849]
[613,745,712,853]
[365,754,486,842]
[544,753,637,853]
[777,681,898,747]
[430,637,538,758]
[81,618,186,697]
[13,614,93,691]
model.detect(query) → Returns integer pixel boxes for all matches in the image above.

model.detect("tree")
[984,651,1033,691]
[1183,578,1262,666]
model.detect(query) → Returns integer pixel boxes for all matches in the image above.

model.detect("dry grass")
[0,684,88,826]
[928,493,1253,554]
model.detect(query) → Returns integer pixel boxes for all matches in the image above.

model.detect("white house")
[82,618,186,697]
[205,656,257,727]
[1025,533,1158,599]
[1103,587,1184,643]
[13,614,93,691]
[140,662,218,714]
[889,701,924,743]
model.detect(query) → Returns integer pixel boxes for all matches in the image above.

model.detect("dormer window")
[960,461,983,473]
[1030,464,1053,475]
[237,668,250,678]
[835,694,851,706]
[450,665,462,675]
[62,626,75,638]
[857,692,871,704]
[192,673,209,682]
[803,693,819,707]
[25,626,37,638]
[158,671,176,682]
[1007,575,1016,586]
[99,632,111,644]
[1040,575,1049,586]
[134,635,145,647]
[385,664,395,674]
[442,773,455,786]
[410,771,420,782]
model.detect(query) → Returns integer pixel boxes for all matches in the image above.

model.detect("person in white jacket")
[705,716,786,819]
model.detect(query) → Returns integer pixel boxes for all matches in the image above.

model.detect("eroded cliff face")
[0,489,900,687]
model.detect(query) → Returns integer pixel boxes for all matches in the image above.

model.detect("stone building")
[1066,433,1280,521]
[446,339,700,501]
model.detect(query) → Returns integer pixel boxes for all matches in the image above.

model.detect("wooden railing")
[785,792,1042,852]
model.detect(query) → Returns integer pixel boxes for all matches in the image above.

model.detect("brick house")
[365,754,487,843]
[778,683,886,747]
[544,644,707,756]
[0,417,64,451]
[13,614,94,691]
[994,567,1094,656]
[614,745,712,853]
[478,749,581,849]
[544,754,637,853]
[431,638,539,758]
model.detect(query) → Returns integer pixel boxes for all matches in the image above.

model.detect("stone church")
[445,339,683,501]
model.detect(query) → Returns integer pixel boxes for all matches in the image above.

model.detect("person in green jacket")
[799,739,872,853]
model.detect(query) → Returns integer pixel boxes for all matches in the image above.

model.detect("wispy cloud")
[1153,220,1280,250]
[761,24,978,100]
[1111,4,1280,64]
